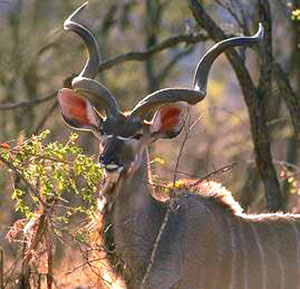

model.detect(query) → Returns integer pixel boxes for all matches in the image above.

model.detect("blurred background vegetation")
[0,0,299,288]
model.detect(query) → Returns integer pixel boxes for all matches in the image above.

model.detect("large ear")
[150,103,188,139]
[57,88,102,131]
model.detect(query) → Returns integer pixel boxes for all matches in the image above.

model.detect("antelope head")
[57,2,263,186]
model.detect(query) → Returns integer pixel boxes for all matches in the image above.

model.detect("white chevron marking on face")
[105,135,131,141]
[106,164,119,170]
[116,136,131,140]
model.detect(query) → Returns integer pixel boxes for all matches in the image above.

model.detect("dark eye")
[98,128,104,135]
[133,133,143,140]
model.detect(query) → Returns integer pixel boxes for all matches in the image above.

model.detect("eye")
[132,133,143,140]
[93,127,104,139]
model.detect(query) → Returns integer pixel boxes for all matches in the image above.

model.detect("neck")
[104,149,166,284]
[117,149,153,208]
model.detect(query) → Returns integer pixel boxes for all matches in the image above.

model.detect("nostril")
[99,154,119,167]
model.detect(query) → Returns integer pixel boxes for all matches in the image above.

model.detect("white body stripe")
[293,223,300,272]
[238,222,248,289]
[250,223,266,289]
[291,222,300,288]
[270,227,285,289]
[226,217,236,289]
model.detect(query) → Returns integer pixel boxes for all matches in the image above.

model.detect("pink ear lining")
[160,106,182,132]
[57,88,92,126]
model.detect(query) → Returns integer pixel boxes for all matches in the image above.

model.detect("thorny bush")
[0,130,104,288]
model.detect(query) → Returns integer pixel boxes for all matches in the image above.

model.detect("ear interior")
[151,103,188,138]
[57,88,101,130]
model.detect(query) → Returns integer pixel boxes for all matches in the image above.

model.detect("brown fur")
[156,179,244,215]
[86,172,300,289]
[89,179,245,288]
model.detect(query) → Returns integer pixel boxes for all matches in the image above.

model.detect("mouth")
[98,163,124,174]
[105,164,124,174]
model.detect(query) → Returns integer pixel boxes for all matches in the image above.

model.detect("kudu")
[57,3,300,289]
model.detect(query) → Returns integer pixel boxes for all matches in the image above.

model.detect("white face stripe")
[106,164,119,170]
[116,136,131,141]
[104,135,136,141]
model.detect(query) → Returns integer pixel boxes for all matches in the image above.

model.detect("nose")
[99,154,122,172]
[99,154,117,165]
[98,139,124,171]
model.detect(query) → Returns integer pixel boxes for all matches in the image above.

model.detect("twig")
[139,179,168,190]
[173,112,192,186]
[156,46,194,85]
[0,248,3,289]
[141,111,199,288]
[98,32,208,72]
[233,0,251,35]
[272,62,300,141]
[80,246,114,287]
[65,257,107,275]
[173,113,203,185]
[215,0,245,29]
[0,155,45,207]
[33,101,58,135]
[1,254,23,289]
[0,92,56,111]
[140,203,172,289]
[46,220,53,289]
[192,162,238,187]
[37,274,41,289]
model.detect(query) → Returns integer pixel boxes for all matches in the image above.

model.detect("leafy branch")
[0,130,104,288]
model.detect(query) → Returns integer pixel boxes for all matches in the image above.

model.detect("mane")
[192,180,244,215]
[157,179,244,215]
[160,179,300,220]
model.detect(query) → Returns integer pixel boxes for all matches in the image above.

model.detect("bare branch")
[173,110,193,185]
[233,0,251,35]
[273,62,300,141]
[98,32,208,72]
[156,46,194,85]
[192,162,238,187]
[0,33,208,113]
[0,92,56,111]
[140,202,172,289]
[0,248,3,289]
[65,257,108,275]
[258,0,273,93]
[215,0,245,30]
[188,0,283,211]
[33,101,58,135]
[141,111,201,288]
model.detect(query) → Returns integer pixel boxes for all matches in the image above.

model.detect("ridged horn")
[130,88,205,118]
[130,23,264,119]
[64,2,119,116]
[193,23,264,95]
